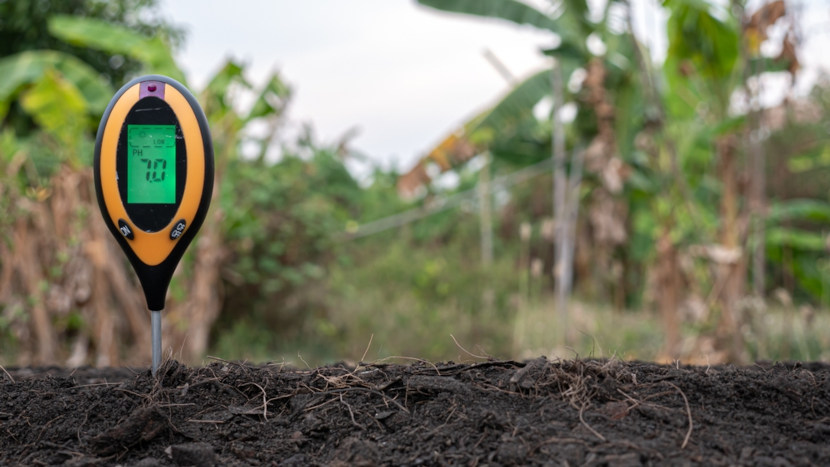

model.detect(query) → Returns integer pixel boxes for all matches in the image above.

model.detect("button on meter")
[94,75,214,374]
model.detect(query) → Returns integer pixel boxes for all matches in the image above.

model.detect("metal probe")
[151,310,161,375]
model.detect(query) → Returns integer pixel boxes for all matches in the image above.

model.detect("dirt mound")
[2,358,829,465]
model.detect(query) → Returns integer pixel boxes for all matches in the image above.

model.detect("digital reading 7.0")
[127,124,176,204]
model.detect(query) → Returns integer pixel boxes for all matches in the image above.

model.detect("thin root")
[0,364,15,384]
[450,334,489,360]
[359,334,374,364]
[666,382,693,449]
[579,403,606,442]
[239,382,269,421]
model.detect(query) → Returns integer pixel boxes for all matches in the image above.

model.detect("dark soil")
[2,358,829,466]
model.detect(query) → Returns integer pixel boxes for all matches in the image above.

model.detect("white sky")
[161,0,830,172]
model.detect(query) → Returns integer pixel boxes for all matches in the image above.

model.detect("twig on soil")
[666,382,693,449]
[156,403,196,408]
[359,334,374,364]
[308,386,409,414]
[75,404,94,444]
[472,432,488,451]
[0,364,14,383]
[339,393,364,430]
[304,396,339,413]
[265,358,288,372]
[616,389,643,415]
[618,388,678,408]
[578,403,606,442]
[450,334,489,360]
[239,382,269,421]
[5,427,19,444]
[36,414,65,444]
[297,352,311,369]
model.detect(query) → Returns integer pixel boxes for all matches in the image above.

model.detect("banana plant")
[409,0,639,175]
[405,0,651,352]
[0,53,113,184]
[0,14,183,173]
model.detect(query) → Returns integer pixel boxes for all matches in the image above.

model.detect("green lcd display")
[127,124,176,204]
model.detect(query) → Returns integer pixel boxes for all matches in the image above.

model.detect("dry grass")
[194,296,830,366]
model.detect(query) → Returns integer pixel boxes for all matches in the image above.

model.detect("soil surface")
[2,358,829,466]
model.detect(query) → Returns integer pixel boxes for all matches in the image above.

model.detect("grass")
[510,299,664,361]
[207,293,830,366]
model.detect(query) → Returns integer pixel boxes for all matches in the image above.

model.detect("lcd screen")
[127,124,176,204]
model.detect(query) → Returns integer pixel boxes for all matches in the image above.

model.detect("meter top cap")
[94,74,214,311]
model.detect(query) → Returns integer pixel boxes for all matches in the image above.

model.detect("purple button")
[140,81,165,99]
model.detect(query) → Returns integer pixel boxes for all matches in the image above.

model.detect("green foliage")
[326,239,519,361]
[0,50,103,182]
[765,199,830,304]
[768,199,830,224]
[0,0,183,86]
[0,0,182,158]
[663,0,740,118]
[48,15,185,84]
[664,0,739,80]
[473,69,556,164]
[787,145,830,173]
[218,138,362,332]
[19,69,87,158]
[0,2,184,184]
[420,0,594,59]
[0,50,112,121]
[247,74,291,123]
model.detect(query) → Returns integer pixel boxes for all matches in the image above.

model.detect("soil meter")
[94,75,213,375]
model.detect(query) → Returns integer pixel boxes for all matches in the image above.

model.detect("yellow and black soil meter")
[94,75,213,373]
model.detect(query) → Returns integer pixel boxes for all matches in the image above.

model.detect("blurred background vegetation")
[1,0,829,368]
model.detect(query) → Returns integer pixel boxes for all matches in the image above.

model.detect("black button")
[170,219,186,240]
[117,219,134,240]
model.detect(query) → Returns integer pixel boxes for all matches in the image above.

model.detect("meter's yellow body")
[94,75,213,312]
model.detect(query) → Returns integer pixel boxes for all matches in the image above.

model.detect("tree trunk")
[551,59,570,347]
[715,135,747,363]
[656,227,682,360]
[749,71,766,297]
[15,217,57,364]
[478,152,493,266]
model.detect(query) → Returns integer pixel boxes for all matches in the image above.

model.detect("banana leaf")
[247,73,291,122]
[417,0,588,58]
[417,0,559,31]
[19,68,87,153]
[766,226,827,252]
[48,15,185,84]
[767,199,830,224]
[0,50,111,119]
